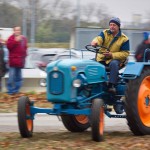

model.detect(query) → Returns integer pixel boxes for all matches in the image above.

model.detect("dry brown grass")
[0,92,51,113]
[0,131,150,150]
[1,92,150,149]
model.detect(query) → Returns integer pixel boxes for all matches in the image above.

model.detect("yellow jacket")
[92,29,130,64]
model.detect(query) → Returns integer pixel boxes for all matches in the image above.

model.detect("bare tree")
[81,3,96,23]
[94,3,111,27]
[46,0,75,20]
[0,2,22,27]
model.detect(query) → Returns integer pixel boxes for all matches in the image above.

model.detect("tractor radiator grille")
[49,71,64,95]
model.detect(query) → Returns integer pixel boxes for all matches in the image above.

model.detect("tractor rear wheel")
[125,68,150,135]
[61,115,90,132]
[91,98,104,142]
[18,96,33,138]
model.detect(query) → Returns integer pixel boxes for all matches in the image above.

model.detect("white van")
[0,28,13,40]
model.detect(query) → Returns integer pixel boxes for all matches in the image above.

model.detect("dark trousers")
[0,77,1,91]
[99,60,120,84]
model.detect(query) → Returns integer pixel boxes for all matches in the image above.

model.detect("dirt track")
[0,113,129,132]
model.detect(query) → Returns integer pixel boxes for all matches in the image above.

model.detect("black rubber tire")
[61,115,90,132]
[125,68,150,135]
[18,96,33,138]
[91,98,104,142]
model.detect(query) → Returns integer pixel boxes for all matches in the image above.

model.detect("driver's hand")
[91,41,97,47]
[103,51,112,58]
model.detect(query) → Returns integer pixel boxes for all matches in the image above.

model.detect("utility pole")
[22,6,27,37]
[76,0,80,27]
[30,0,35,47]
[21,0,28,37]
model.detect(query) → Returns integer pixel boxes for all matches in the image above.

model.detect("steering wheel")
[85,45,109,54]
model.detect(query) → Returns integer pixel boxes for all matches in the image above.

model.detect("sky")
[78,0,150,23]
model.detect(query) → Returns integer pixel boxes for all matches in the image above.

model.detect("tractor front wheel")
[125,68,150,135]
[91,98,104,142]
[18,96,33,138]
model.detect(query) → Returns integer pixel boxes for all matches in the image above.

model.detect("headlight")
[73,79,82,87]
[39,78,47,87]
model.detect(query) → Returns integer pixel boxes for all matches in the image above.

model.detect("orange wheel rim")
[99,107,104,135]
[75,115,88,124]
[26,103,33,131]
[138,76,150,127]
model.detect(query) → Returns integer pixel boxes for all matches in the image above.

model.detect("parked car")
[25,48,82,69]
[24,48,82,87]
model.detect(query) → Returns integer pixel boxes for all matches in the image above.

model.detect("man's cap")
[109,17,121,27]
[143,32,150,41]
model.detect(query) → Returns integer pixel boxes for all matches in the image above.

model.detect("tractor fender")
[121,62,146,79]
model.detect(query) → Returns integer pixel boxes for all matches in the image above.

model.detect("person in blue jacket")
[135,32,150,62]
[0,38,8,91]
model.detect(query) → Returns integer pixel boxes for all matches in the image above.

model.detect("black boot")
[108,83,116,93]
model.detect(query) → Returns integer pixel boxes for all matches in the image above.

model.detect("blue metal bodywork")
[46,59,107,103]
[29,58,130,119]
[122,62,150,79]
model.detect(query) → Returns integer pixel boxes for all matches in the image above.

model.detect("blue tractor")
[17,45,150,142]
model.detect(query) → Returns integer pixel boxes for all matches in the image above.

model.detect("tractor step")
[105,110,126,118]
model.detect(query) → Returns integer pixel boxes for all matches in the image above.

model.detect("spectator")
[6,26,28,95]
[135,32,150,62]
[0,35,8,62]
[91,17,130,93]
[0,37,7,91]
[1,37,9,69]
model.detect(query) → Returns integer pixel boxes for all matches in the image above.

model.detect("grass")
[0,131,150,150]
[1,92,150,149]
[0,92,51,113]
[29,42,69,48]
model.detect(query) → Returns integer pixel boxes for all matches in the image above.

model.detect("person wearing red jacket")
[6,26,28,95]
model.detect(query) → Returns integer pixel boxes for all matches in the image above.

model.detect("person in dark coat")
[6,26,28,95]
[135,32,150,62]
[0,43,6,91]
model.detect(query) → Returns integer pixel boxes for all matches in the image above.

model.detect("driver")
[91,17,130,93]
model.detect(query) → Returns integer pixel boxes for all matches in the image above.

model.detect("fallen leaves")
[0,92,51,113]
[1,92,150,149]
[0,132,150,150]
